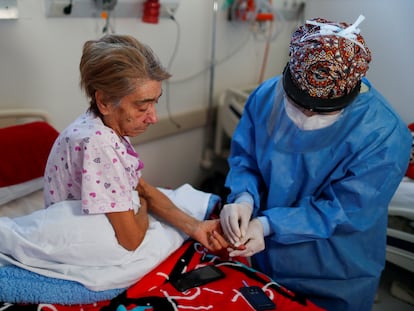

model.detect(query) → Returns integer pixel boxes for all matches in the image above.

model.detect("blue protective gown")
[225,76,412,311]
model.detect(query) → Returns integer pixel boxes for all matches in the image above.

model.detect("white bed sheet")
[0,189,44,218]
[0,184,212,291]
[0,177,44,206]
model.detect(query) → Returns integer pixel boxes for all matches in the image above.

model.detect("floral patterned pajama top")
[44,111,144,214]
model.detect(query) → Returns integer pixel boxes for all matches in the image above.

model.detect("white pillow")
[0,177,43,205]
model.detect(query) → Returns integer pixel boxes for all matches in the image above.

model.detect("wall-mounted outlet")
[273,0,306,21]
[160,0,179,17]
[44,0,179,18]
[44,0,140,17]
[0,0,18,19]
[95,0,118,11]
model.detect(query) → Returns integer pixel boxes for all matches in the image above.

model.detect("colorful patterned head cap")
[283,15,372,112]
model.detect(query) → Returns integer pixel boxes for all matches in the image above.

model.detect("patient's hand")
[192,219,241,252]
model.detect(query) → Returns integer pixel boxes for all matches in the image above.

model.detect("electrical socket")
[44,0,180,18]
[94,0,118,11]
[160,0,179,17]
[274,0,306,21]
[0,0,18,19]
[44,0,139,17]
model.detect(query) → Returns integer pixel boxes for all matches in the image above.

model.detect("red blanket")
[0,240,325,311]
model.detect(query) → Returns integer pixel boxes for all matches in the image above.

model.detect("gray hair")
[79,34,171,116]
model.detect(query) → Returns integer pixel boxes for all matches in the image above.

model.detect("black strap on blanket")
[101,240,309,311]
[167,240,309,306]
[168,240,309,306]
[0,303,33,310]
[168,239,200,281]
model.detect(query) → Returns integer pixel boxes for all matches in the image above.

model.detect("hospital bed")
[0,109,54,217]
[386,177,414,273]
[214,87,414,274]
[0,109,325,311]
[214,86,256,156]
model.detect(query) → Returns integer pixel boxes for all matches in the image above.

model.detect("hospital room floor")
[372,262,414,311]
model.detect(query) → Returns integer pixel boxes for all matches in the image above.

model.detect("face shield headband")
[282,63,361,113]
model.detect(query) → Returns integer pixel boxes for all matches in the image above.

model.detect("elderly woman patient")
[0,34,229,291]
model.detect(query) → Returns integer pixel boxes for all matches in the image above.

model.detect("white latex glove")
[228,218,264,258]
[220,202,253,246]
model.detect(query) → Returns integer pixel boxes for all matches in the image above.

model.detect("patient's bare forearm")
[106,206,149,251]
[137,178,200,236]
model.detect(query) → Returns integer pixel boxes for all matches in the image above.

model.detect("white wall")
[0,0,297,187]
[1,0,412,188]
[305,0,414,124]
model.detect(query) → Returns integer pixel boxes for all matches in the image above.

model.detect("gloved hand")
[228,218,265,257]
[220,202,253,246]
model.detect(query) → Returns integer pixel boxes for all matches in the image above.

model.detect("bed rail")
[0,109,51,128]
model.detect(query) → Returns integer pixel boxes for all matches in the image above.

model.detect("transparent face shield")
[284,96,342,131]
[266,79,349,153]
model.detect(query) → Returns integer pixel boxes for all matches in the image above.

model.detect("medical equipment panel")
[214,86,256,156]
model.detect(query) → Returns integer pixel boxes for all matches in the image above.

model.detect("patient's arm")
[137,178,230,251]
[106,197,149,251]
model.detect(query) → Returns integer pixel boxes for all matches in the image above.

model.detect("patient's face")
[102,80,162,137]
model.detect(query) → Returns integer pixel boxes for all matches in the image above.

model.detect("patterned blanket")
[0,240,325,311]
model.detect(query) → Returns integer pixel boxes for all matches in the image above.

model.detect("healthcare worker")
[219,15,412,311]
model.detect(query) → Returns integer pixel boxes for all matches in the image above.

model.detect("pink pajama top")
[44,111,144,214]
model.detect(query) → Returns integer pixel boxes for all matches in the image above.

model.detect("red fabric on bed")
[119,241,325,311]
[0,121,59,187]
[0,240,325,311]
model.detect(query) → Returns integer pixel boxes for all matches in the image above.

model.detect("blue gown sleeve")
[225,87,265,208]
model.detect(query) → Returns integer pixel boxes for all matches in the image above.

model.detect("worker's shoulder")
[246,76,281,107]
[255,75,281,94]
[360,79,405,125]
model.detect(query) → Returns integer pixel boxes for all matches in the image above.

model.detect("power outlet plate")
[0,0,18,19]
[274,0,306,21]
[44,0,179,18]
